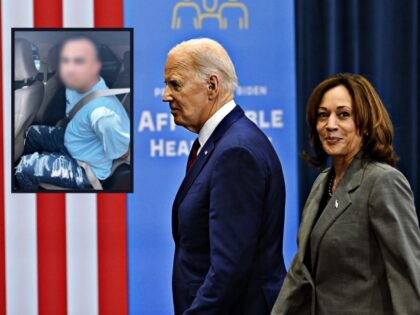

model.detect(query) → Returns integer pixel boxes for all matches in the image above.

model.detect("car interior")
[13,31,132,191]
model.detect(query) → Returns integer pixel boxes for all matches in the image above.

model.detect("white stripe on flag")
[66,194,99,315]
[63,1,98,315]
[2,0,38,314]
[63,0,94,28]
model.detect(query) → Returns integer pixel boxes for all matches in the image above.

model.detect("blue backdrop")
[124,1,298,313]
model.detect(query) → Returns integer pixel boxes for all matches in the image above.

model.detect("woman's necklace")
[328,172,335,197]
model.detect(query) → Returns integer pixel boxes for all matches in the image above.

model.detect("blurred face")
[59,39,101,92]
[316,85,363,161]
[162,52,211,133]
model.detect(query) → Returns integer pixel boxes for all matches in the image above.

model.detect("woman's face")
[316,85,363,161]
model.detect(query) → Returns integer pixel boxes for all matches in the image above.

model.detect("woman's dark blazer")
[271,154,420,315]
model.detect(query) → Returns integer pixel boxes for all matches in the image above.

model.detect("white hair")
[169,38,238,94]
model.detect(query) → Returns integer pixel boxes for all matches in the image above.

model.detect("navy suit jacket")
[172,106,286,315]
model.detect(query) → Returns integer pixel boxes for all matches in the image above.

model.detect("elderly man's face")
[59,39,101,92]
[163,53,211,133]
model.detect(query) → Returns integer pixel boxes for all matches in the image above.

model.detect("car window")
[31,43,41,71]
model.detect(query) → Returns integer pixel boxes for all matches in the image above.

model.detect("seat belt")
[60,88,130,190]
[60,88,130,126]
[77,160,104,190]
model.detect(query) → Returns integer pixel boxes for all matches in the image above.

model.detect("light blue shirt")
[64,77,130,180]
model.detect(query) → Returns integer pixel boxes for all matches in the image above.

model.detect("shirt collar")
[197,99,236,152]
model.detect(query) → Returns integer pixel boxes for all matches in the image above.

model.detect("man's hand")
[120,150,130,162]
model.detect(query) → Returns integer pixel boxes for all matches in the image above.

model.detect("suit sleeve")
[270,256,312,315]
[184,146,267,315]
[369,168,420,314]
[271,174,327,315]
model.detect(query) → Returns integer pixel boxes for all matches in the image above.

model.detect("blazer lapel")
[297,172,329,263]
[309,154,365,271]
[172,106,245,240]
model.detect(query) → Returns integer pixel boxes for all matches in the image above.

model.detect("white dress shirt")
[197,99,236,154]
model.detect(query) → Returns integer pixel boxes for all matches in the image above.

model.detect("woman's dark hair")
[304,73,398,168]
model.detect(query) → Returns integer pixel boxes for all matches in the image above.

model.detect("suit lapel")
[297,172,329,263]
[172,106,245,240]
[309,154,365,271]
[309,189,352,271]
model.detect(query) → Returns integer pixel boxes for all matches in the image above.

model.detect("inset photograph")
[12,28,133,192]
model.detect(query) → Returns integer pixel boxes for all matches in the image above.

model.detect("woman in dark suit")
[272,73,420,315]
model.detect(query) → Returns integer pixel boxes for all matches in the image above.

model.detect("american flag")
[1,0,129,314]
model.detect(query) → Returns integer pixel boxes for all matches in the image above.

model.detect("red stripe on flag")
[0,1,6,314]
[34,0,63,28]
[94,1,128,314]
[94,0,123,27]
[97,195,128,315]
[36,195,67,315]
[34,1,67,314]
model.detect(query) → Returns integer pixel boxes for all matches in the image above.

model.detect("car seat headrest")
[47,44,60,73]
[14,38,38,81]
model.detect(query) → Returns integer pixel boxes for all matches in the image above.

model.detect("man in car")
[15,35,130,190]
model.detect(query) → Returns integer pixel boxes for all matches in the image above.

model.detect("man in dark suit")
[163,38,286,315]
